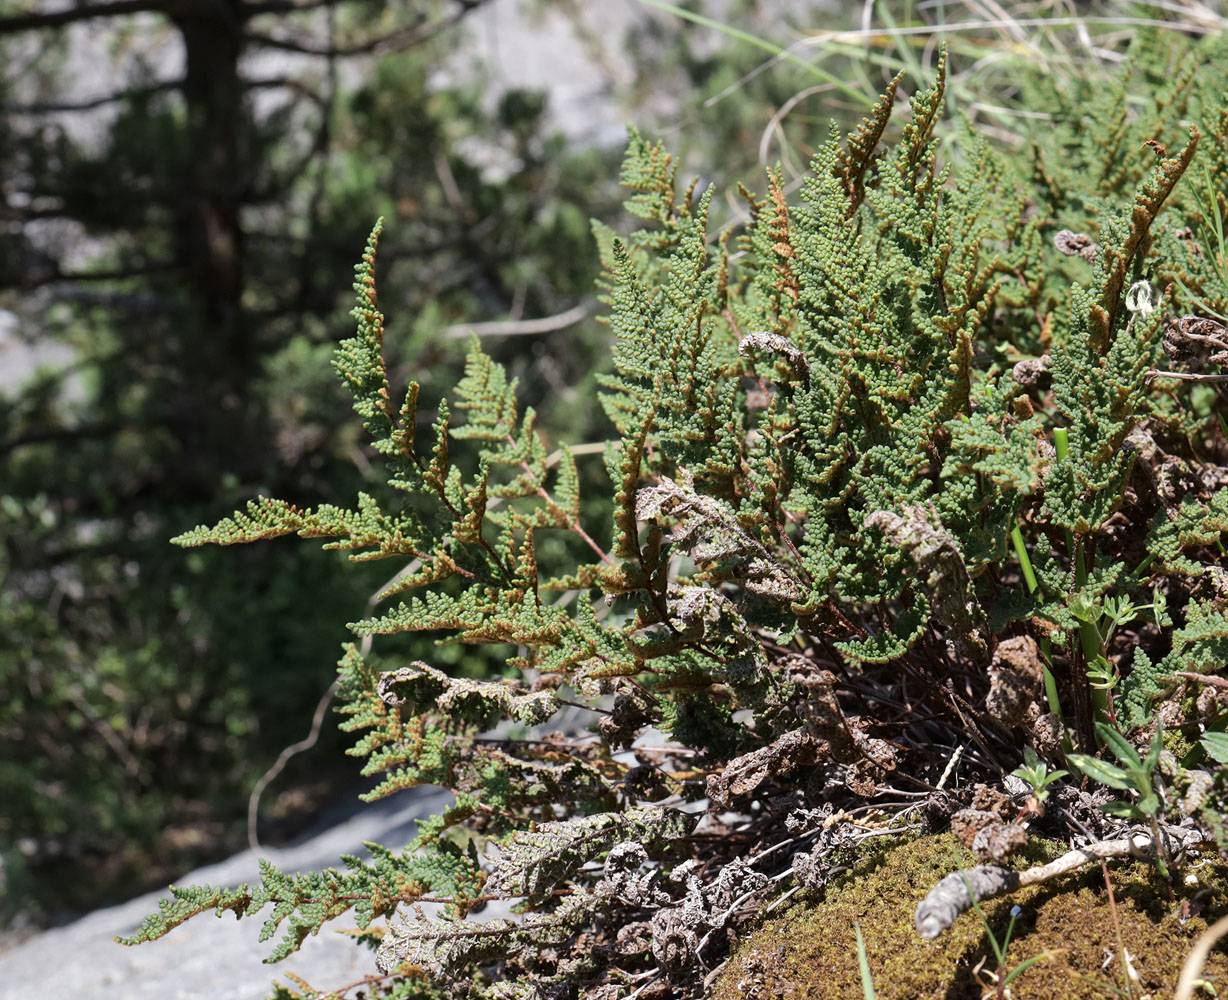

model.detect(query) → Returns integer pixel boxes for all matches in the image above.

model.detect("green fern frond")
[837,69,903,218]
[1087,127,1200,352]
[119,847,482,963]
[335,219,394,442]
[1122,597,1228,723]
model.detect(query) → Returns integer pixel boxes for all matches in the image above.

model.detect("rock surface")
[0,787,454,1000]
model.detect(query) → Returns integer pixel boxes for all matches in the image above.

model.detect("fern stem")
[1011,524,1062,719]
[1051,427,1077,569]
[1010,525,1039,594]
[1053,425,1110,736]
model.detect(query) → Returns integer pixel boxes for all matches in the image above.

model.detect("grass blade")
[629,0,875,105]
[855,923,878,1000]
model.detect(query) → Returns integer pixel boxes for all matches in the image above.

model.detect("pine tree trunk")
[174,0,246,335]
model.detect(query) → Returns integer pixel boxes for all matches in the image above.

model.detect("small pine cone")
[970,783,1013,817]
[950,808,1000,848]
[985,636,1044,728]
[1032,713,1064,759]
[972,821,1030,863]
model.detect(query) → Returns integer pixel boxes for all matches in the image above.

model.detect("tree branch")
[3,80,178,115]
[443,302,594,340]
[243,0,489,57]
[16,262,178,292]
[2,76,312,116]
[0,0,176,33]
[914,830,1165,939]
[1,420,128,457]
[240,0,345,14]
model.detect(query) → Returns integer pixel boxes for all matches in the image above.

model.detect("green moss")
[1163,724,1198,763]
[712,834,1228,1000]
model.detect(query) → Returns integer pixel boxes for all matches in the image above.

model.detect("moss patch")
[711,834,1228,999]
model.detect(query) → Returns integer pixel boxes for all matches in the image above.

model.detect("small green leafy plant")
[116,27,1228,1000]
[1067,589,1173,724]
[1012,746,1069,810]
[1068,721,1170,876]
[1068,723,1165,822]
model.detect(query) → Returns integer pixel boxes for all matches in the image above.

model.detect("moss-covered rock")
[711,834,1228,999]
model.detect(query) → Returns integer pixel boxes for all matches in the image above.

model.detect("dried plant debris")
[737,330,810,384]
[651,858,769,981]
[971,822,1030,863]
[949,808,1002,848]
[795,670,865,764]
[793,670,898,797]
[599,842,673,908]
[864,505,989,660]
[1126,424,1199,509]
[1031,712,1065,758]
[790,829,860,891]
[636,474,802,602]
[706,729,823,808]
[948,791,1029,863]
[1163,315,1228,366]
[376,660,556,726]
[969,783,1013,817]
[598,686,661,748]
[1054,228,1098,262]
[484,807,692,901]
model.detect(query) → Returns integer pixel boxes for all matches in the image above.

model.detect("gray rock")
[0,787,454,1000]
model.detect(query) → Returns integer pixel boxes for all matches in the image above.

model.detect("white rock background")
[0,788,454,999]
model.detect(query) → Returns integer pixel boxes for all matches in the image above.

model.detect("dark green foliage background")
[0,3,624,923]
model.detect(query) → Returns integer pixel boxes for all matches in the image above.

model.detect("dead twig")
[1145,368,1228,383]
[1175,912,1228,1000]
[443,302,592,339]
[915,831,1154,939]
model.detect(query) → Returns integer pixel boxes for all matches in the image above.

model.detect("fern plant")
[121,30,1228,1000]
